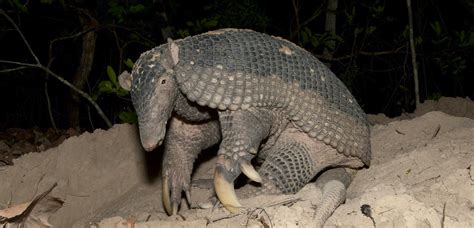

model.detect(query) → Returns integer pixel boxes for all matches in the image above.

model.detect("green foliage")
[93,65,129,101]
[345,6,356,26]
[129,4,145,14]
[300,27,342,51]
[176,0,270,37]
[434,55,467,76]
[429,21,473,76]
[370,5,385,17]
[430,21,448,44]
[108,1,146,23]
[92,59,139,124]
[124,58,134,69]
[455,30,474,47]
[177,18,219,37]
[428,92,442,101]
[4,0,28,12]
[36,0,65,5]
[401,25,423,45]
[41,0,54,4]
[118,111,138,124]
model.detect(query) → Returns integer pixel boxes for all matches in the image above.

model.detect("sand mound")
[1,110,473,227]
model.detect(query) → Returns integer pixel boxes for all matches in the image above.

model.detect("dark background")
[0,0,472,131]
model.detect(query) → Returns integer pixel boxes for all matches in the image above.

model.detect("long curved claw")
[214,167,242,213]
[162,177,173,215]
[185,190,192,205]
[240,160,262,183]
[172,202,178,215]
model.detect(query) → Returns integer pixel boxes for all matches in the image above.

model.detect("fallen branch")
[0,9,112,128]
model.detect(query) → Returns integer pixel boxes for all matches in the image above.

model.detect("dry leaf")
[0,183,64,227]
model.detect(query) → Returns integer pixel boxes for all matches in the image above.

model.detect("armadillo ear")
[118,70,133,91]
[162,38,179,70]
[167,38,179,65]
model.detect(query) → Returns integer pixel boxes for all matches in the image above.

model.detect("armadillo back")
[167,29,369,165]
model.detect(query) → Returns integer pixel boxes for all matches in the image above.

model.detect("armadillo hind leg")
[313,168,352,228]
[252,129,356,227]
[256,151,351,228]
[162,117,221,215]
[257,138,318,195]
[214,108,274,213]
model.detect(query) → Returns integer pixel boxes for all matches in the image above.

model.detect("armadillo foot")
[214,166,242,213]
[213,154,243,213]
[162,170,192,215]
[213,153,263,213]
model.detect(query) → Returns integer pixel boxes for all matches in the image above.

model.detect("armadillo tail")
[313,168,352,228]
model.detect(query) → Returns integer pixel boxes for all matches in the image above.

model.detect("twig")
[441,202,446,228]
[291,0,300,39]
[1,9,39,64]
[110,26,123,73]
[262,196,301,208]
[41,66,112,127]
[206,213,241,224]
[316,45,407,61]
[46,27,95,131]
[290,3,324,40]
[0,9,112,128]
[410,175,441,186]
[0,60,37,67]
[44,80,57,131]
[87,105,95,130]
[395,129,405,135]
[0,66,28,73]
[50,28,93,51]
[247,208,272,228]
[431,124,441,139]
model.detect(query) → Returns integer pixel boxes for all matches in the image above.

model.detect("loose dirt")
[1,98,473,227]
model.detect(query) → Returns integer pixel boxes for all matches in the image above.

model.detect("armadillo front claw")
[185,190,191,205]
[239,160,262,183]
[162,176,181,215]
[162,177,173,214]
[214,166,242,213]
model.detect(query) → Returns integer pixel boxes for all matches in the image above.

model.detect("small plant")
[428,92,442,101]
[93,65,129,100]
[93,59,137,124]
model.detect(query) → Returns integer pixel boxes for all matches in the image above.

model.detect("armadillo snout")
[141,138,162,152]
[139,126,166,152]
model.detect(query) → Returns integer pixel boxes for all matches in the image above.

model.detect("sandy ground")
[0,97,473,227]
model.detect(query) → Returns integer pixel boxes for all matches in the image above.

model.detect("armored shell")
[133,29,370,165]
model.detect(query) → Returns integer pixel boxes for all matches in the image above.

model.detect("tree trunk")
[68,9,98,129]
[406,0,421,107]
[323,0,338,61]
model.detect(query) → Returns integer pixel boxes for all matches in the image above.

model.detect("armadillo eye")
[161,79,166,84]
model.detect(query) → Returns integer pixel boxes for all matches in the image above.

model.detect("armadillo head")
[119,40,180,151]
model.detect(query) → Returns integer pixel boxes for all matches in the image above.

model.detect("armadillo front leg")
[214,108,273,213]
[162,116,220,215]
